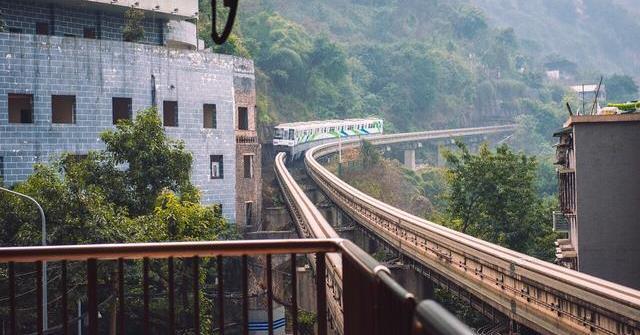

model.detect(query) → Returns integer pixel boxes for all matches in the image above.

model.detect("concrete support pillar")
[390,266,435,301]
[437,144,447,167]
[297,266,316,313]
[403,149,416,170]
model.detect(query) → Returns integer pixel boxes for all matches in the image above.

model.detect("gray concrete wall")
[574,121,640,289]
[0,31,256,222]
[0,0,166,45]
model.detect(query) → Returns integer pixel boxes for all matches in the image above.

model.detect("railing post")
[193,256,201,335]
[267,254,274,335]
[242,255,249,335]
[168,257,175,335]
[291,253,299,335]
[316,253,327,335]
[217,256,225,334]
[118,258,125,335]
[8,262,16,335]
[87,259,98,335]
[143,258,150,335]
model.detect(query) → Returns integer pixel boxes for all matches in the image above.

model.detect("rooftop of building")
[563,112,640,128]
[25,0,198,19]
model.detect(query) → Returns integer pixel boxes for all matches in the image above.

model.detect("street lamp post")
[0,186,47,331]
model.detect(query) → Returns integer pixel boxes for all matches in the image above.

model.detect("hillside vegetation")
[199,0,572,136]
[469,0,640,77]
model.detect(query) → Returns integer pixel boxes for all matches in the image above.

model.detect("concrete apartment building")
[554,114,640,289]
[0,0,261,229]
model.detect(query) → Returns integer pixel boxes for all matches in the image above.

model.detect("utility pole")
[0,186,47,331]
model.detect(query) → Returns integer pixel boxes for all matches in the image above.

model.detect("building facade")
[0,0,261,227]
[554,114,640,289]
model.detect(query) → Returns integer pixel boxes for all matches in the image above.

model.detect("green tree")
[452,5,488,39]
[443,142,554,256]
[0,107,231,333]
[97,108,194,215]
[123,7,145,42]
[606,74,638,102]
[0,108,229,246]
[360,139,381,169]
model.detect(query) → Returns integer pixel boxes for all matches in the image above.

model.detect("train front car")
[273,118,383,159]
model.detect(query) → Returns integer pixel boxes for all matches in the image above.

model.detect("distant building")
[0,0,261,229]
[553,114,640,289]
[545,70,560,81]
[569,84,607,115]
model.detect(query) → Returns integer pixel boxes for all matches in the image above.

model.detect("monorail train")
[273,118,384,148]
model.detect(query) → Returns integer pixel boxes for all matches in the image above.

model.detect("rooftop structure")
[570,83,607,114]
[554,113,640,289]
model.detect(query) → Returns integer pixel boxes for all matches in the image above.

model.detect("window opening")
[243,155,253,179]
[84,27,96,39]
[36,22,49,35]
[112,97,132,124]
[52,95,76,124]
[238,107,249,130]
[203,104,217,129]
[245,202,254,226]
[8,94,34,124]
[210,155,224,179]
[163,101,178,127]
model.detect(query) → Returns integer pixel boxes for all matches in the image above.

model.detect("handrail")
[304,125,640,334]
[0,239,341,263]
[0,237,473,335]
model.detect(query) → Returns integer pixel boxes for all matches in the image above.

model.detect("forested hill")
[198,0,570,135]
[469,0,640,77]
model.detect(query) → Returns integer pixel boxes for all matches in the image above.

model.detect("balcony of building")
[0,238,471,335]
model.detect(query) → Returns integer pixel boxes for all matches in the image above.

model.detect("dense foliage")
[606,74,639,103]
[199,0,580,132]
[0,109,233,333]
[443,142,555,259]
[470,0,640,76]
[123,7,145,42]
[0,108,231,246]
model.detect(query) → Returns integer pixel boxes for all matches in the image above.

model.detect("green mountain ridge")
[469,0,640,77]
[198,0,632,140]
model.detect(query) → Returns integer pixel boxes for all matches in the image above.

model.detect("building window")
[8,94,34,124]
[203,104,217,129]
[243,155,254,179]
[112,97,132,124]
[52,95,76,124]
[238,107,249,130]
[9,28,23,34]
[163,101,178,127]
[36,22,49,35]
[84,27,96,39]
[0,157,4,182]
[245,202,254,226]
[210,155,224,179]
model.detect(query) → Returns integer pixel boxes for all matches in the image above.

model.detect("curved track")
[274,152,345,333]
[301,125,640,335]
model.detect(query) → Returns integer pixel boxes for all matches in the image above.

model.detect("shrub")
[123,7,145,42]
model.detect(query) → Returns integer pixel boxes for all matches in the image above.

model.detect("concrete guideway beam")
[302,125,640,335]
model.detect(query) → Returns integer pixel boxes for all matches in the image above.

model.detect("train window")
[274,129,283,139]
[289,129,294,140]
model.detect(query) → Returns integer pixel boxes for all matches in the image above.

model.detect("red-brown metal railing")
[0,238,471,335]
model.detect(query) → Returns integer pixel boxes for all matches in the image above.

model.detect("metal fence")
[0,238,472,335]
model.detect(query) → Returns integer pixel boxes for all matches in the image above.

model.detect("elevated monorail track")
[275,152,346,334]
[298,125,640,335]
